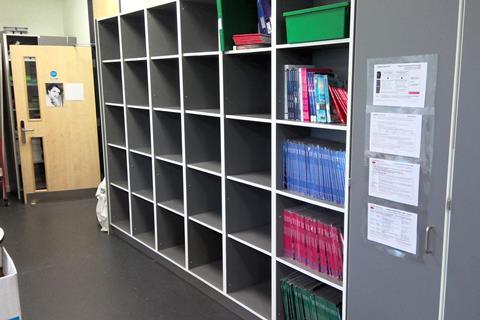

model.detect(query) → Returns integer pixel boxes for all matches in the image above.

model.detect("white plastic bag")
[0,248,22,320]
[95,178,108,232]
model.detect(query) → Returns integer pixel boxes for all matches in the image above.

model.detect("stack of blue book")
[282,139,346,205]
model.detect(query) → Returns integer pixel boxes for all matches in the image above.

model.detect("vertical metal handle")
[425,226,434,254]
[20,120,34,144]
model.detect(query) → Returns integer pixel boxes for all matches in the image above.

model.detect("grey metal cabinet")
[348,0,461,319]
[443,0,480,318]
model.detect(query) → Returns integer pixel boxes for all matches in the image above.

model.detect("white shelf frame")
[97,1,355,318]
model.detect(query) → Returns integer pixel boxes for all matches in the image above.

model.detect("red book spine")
[294,212,301,262]
[329,225,339,279]
[317,220,326,274]
[301,68,310,122]
[300,214,307,265]
[283,210,291,258]
[310,217,319,271]
[324,224,333,277]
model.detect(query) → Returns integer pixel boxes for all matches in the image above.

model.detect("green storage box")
[283,2,350,44]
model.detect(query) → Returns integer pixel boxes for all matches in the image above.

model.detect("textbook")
[283,66,348,124]
[282,139,346,205]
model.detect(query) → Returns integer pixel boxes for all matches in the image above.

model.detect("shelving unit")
[97,1,354,318]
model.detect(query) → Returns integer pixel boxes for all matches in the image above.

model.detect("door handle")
[425,226,434,254]
[20,120,34,144]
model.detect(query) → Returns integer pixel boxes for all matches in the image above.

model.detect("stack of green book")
[280,273,342,320]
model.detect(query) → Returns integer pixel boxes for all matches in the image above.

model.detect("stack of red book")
[283,206,344,280]
[328,86,348,124]
[232,33,271,50]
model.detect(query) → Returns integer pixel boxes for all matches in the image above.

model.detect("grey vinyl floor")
[0,198,241,320]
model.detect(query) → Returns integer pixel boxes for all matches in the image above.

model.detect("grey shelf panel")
[111,219,130,234]
[110,186,130,227]
[229,282,271,319]
[229,225,271,255]
[190,260,223,290]
[110,180,128,191]
[127,108,151,152]
[227,172,271,190]
[180,0,218,53]
[190,211,222,233]
[185,108,220,117]
[130,147,152,156]
[136,231,155,249]
[121,10,146,59]
[102,62,123,104]
[147,2,178,56]
[226,113,271,123]
[133,189,154,202]
[154,106,181,113]
[183,55,220,110]
[124,60,149,106]
[105,105,126,146]
[153,111,182,158]
[188,161,221,176]
[158,199,184,216]
[131,195,154,238]
[130,152,153,198]
[159,245,185,267]
[98,17,120,60]
[156,154,183,166]
[151,58,180,108]
[108,146,128,187]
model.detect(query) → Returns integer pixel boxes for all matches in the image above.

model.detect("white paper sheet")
[370,113,422,158]
[367,203,418,254]
[369,158,420,206]
[64,83,84,101]
[373,62,428,108]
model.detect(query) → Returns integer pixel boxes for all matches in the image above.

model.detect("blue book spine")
[308,72,316,123]
[314,74,327,123]
[311,145,320,199]
[315,145,324,200]
[324,75,332,123]
[300,142,307,195]
[328,148,338,204]
[260,0,272,34]
[282,142,287,189]
[257,0,268,34]
[306,144,314,197]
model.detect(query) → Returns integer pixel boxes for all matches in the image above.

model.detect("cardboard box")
[0,248,21,320]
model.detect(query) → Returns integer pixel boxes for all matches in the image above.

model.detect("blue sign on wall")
[50,70,58,78]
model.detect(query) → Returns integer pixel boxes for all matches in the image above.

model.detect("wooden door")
[11,45,100,203]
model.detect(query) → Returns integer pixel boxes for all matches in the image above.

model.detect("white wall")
[0,0,90,43]
[62,0,91,44]
[0,0,65,37]
[121,0,173,12]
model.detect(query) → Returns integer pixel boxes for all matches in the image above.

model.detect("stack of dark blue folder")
[282,139,346,205]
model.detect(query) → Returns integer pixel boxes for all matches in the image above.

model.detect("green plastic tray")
[283,2,350,44]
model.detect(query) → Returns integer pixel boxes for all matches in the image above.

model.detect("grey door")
[348,0,461,319]
[443,0,480,318]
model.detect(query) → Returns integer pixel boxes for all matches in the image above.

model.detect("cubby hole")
[276,0,349,45]
[147,3,178,56]
[102,62,123,104]
[225,119,271,189]
[108,146,128,190]
[121,10,146,58]
[153,111,182,164]
[276,262,343,320]
[124,60,149,107]
[216,0,270,52]
[157,207,185,267]
[183,56,220,116]
[151,58,180,110]
[130,152,153,202]
[110,186,130,233]
[226,180,271,254]
[98,17,120,60]
[127,108,151,155]
[276,46,349,120]
[188,221,223,290]
[227,240,271,319]
[276,124,346,207]
[180,0,218,53]
[185,115,221,175]
[276,194,344,285]
[224,52,271,120]
[105,105,126,147]
[156,160,184,215]
[187,169,222,233]
[131,195,155,249]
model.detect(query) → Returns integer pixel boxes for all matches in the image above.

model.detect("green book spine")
[216,0,225,52]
